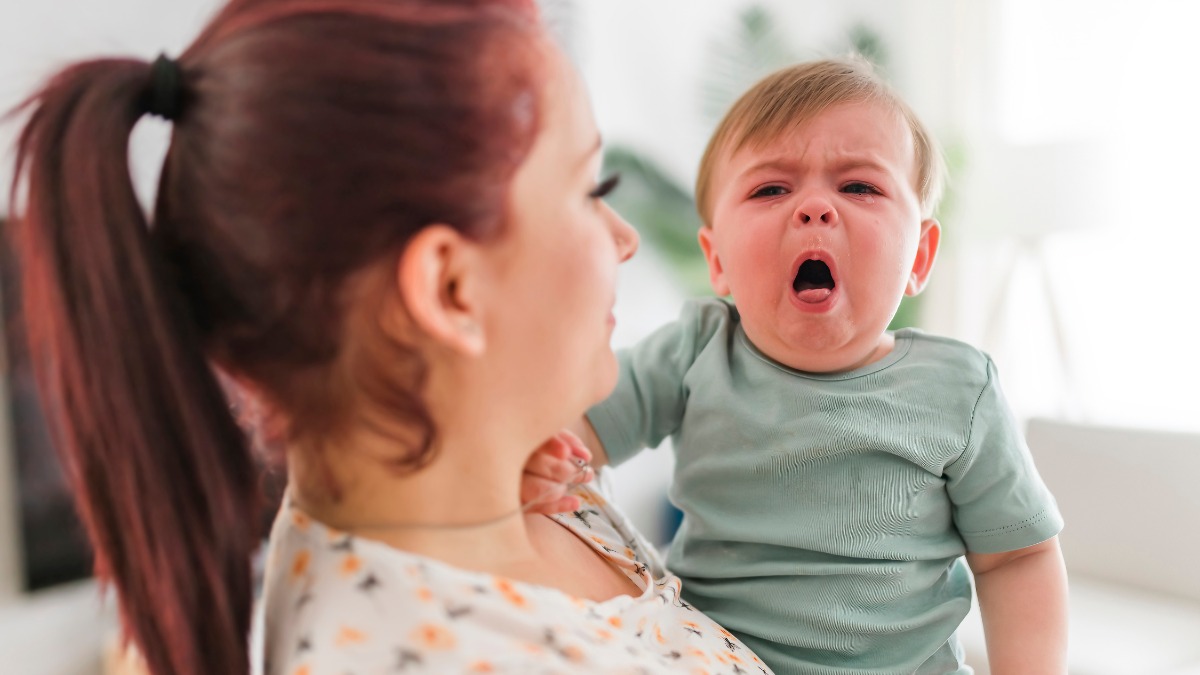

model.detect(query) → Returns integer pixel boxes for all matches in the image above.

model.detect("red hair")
[6,1,544,673]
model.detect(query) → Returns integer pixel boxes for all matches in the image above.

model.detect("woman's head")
[6,1,590,673]
[161,0,549,456]
[396,43,638,444]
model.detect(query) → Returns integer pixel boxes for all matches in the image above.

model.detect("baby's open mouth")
[793,259,834,303]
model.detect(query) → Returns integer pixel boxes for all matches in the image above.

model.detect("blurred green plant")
[603,4,962,331]
[700,5,800,126]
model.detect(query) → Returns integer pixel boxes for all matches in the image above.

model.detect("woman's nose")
[610,209,639,262]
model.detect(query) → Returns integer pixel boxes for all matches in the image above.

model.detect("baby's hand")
[521,430,594,515]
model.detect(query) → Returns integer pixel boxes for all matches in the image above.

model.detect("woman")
[8,0,773,673]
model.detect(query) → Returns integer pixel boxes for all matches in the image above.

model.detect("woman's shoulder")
[260,489,772,674]
[260,502,525,674]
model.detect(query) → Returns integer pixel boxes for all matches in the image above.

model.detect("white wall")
[0,1,224,212]
[577,0,1200,435]
[0,2,220,672]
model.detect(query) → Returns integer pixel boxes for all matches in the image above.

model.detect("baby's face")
[699,100,939,373]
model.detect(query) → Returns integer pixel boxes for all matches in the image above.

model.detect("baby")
[568,59,1068,674]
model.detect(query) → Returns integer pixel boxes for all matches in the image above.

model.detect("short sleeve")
[586,299,729,467]
[945,357,1064,554]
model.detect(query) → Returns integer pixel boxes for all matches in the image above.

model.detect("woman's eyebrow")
[576,134,603,169]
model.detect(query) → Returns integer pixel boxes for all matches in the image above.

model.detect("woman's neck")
[288,427,545,574]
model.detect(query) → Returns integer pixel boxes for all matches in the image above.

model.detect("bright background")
[1,1,1198,673]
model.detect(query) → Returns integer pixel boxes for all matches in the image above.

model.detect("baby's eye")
[750,185,788,198]
[842,182,882,196]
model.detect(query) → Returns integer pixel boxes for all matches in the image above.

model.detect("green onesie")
[588,298,1063,675]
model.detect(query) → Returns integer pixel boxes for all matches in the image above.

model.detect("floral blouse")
[261,479,772,674]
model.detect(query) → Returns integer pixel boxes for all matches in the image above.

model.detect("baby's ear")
[697,226,732,297]
[905,218,942,296]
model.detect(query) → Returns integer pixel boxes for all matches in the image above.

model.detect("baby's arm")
[967,536,1069,674]
[523,300,728,512]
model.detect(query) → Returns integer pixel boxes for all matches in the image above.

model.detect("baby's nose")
[796,196,838,225]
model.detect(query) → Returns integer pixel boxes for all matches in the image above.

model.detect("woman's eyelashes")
[589,173,621,200]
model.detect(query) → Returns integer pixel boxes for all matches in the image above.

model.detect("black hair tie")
[146,53,184,121]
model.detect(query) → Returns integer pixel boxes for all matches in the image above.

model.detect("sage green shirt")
[588,298,1063,675]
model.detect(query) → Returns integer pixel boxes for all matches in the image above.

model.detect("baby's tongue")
[796,288,832,304]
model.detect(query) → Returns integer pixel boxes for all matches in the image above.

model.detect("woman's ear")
[395,225,486,356]
[905,218,942,296]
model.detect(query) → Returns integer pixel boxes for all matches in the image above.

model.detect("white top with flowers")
[261,477,772,675]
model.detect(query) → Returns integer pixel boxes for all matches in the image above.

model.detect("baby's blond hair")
[695,58,946,223]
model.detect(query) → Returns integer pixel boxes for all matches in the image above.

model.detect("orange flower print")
[593,628,614,642]
[291,511,311,532]
[411,623,456,650]
[687,647,709,663]
[290,550,311,580]
[691,669,711,675]
[654,625,666,645]
[560,644,586,663]
[335,626,368,647]
[415,586,435,603]
[493,577,529,609]
[291,666,310,675]
[468,661,495,672]
[607,616,623,629]
[577,491,607,508]
[339,554,362,578]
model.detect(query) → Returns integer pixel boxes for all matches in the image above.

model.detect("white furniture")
[959,418,1200,674]
[0,580,118,675]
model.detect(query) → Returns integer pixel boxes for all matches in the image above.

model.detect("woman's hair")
[5,0,544,673]
[695,57,946,222]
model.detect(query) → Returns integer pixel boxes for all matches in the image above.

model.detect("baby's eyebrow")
[827,154,890,174]
[738,154,892,179]
[739,158,799,176]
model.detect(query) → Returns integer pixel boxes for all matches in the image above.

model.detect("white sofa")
[959,418,1200,674]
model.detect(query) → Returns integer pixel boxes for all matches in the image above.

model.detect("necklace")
[324,458,595,532]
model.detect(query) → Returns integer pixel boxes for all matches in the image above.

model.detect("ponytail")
[8,58,259,675]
